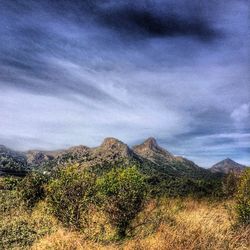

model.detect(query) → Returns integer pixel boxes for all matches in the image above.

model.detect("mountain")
[26,146,89,168]
[133,137,174,165]
[0,145,28,176]
[210,158,246,174]
[0,137,212,179]
[35,138,155,175]
[133,138,210,179]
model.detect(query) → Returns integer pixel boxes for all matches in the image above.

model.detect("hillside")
[133,137,209,179]
[0,145,28,176]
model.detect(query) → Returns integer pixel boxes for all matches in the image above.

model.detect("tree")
[222,172,239,198]
[46,165,95,229]
[96,166,147,238]
[18,172,48,208]
[235,168,250,225]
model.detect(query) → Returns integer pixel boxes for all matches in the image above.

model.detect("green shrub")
[235,168,250,225]
[155,177,223,198]
[0,219,37,249]
[46,165,96,229]
[0,190,21,217]
[0,176,21,190]
[222,172,239,198]
[96,166,147,238]
[18,172,48,208]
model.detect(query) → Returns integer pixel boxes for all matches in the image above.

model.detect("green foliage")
[0,218,37,249]
[0,176,21,190]
[18,172,48,208]
[235,168,250,225]
[0,190,21,217]
[151,177,223,198]
[46,165,96,229]
[222,172,239,198]
[96,166,147,238]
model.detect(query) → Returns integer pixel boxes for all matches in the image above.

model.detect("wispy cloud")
[0,0,249,166]
[231,103,250,123]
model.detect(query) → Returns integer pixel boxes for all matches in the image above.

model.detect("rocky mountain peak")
[91,137,135,162]
[133,137,174,163]
[100,137,126,148]
[210,158,246,174]
[133,137,171,154]
[142,137,159,150]
[224,158,234,163]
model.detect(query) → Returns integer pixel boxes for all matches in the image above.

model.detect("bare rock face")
[133,137,174,165]
[65,145,90,159]
[91,137,135,164]
[210,158,246,174]
[26,151,54,165]
[139,137,159,150]
[100,137,126,148]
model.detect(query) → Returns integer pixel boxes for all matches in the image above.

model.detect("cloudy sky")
[0,0,249,167]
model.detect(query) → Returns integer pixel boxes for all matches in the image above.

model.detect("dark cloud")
[1,0,220,41]
[96,6,219,41]
[0,0,249,166]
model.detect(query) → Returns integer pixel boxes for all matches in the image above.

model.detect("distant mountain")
[0,145,28,176]
[210,158,246,174]
[0,137,212,179]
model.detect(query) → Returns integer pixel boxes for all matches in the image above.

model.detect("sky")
[0,0,249,167]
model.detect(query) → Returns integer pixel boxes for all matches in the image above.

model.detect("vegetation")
[154,177,223,198]
[31,199,250,250]
[235,168,250,225]
[46,165,95,229]
[18,172,48,208]
[96,166,147,237]
[0,164,249,249]
[222,172,239,198]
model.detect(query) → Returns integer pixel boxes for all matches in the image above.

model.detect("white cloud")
[231,103,250,122]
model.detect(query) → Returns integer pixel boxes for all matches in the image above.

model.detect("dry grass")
[123,199,250,250]
[31,198,250,250]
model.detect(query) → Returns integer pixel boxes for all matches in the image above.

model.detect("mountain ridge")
[0,137,241,179]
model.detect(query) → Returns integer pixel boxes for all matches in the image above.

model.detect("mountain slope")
[210,158,246,174]
[133,138,211,179]
[133,137,174,165]
[0,145,28,176]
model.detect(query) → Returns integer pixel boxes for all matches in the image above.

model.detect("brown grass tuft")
[31,199,250,250]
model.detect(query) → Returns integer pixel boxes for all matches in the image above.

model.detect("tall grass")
[31,198,250,250]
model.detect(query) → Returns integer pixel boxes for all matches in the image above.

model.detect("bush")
[0,190,21,217]
[0,219,37,249]
[18,172,48,208]
[222,172,239,198]
[155,177,223,198]
[96,166,147,238]
[0,176,21,190]
[46,165,96,229]
[235,168,250,225]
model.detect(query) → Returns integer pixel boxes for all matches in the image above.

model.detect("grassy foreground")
[1,196,248,250]
[31,199,250,250]
[1,167,249,249]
